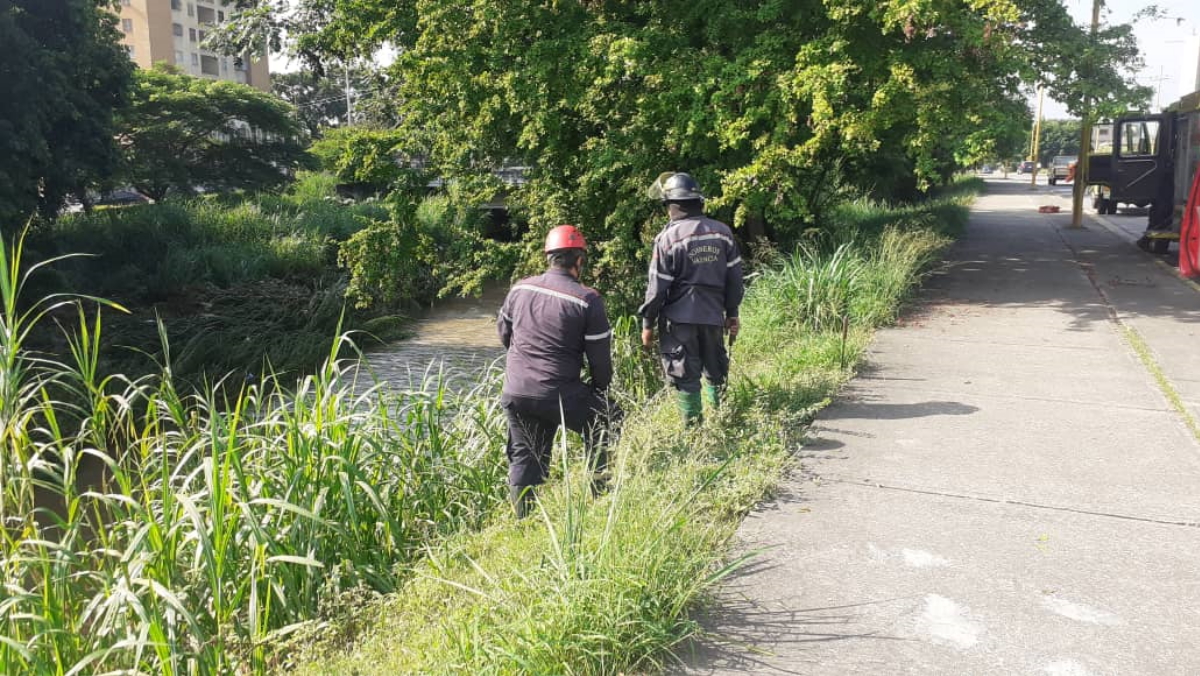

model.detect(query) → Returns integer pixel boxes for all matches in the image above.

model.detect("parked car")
[1018,160,1037,174]
[1049,155,1076,185]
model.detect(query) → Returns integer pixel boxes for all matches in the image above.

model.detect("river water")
[354,286,507,392]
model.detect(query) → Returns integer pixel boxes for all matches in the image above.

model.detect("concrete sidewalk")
[677,178,1200,675]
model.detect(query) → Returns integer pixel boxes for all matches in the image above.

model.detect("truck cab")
[1087,97,1200,253]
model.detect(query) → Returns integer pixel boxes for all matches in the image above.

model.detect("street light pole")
[1071,0,1103,228]
[1031,84,1045,188]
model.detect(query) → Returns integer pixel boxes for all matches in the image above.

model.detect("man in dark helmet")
[639,173,744,424]
[497,225,621,517]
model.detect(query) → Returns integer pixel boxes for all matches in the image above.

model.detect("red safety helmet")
[544,224,587,252]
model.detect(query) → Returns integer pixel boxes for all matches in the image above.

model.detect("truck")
[1087,91,1200,255]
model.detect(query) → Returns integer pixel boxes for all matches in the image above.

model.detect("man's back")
[641,210,744,329]
[498,269,612,400]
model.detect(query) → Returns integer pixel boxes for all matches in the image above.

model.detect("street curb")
[1084,209,1200,297]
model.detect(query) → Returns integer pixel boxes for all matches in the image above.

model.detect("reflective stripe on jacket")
[498,269,613,399]
[639,214,744,329]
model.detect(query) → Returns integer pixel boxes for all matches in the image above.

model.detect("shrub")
[309,126,426,194]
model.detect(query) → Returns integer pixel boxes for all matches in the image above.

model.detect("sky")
[1037,0,1200,119]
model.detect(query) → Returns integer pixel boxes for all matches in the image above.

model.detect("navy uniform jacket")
[639,213,745,329]
[497,269,614,400]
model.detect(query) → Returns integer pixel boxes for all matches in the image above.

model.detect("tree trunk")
[745,210,767,242]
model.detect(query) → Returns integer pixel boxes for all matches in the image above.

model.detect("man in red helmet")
[497,225,621,517]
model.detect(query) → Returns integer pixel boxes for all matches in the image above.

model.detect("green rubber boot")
[703,383,722,410]
[676,390,703,426]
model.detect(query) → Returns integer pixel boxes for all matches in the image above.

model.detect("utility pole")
[1071,0,1102,228]
[1031,84,1045,188]
[1152,65,1171,111]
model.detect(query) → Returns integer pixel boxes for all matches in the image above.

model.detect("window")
[1119,120,1161,157]
[201,55,220,76]
[197,6,215,24]
[221,57,228,73]
[175,50,184,65]
[121,18,133,32]
[171,0,181,9]
[191,52,199,67]
[189,27,197,42]
[121,0,131,6]
[198,29,208,43]
[187,2,194,17]
[172,23,183,37]
[218,10,224,21]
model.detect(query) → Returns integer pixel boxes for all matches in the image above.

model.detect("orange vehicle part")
[1179,166,1200,278]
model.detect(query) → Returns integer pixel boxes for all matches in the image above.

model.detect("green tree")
[958,97,1032,171]
[218,1,1150,309]
[309,126,425,194]
[0,0,132,225]
[116,65,310,200]
[1035,119,1082,165]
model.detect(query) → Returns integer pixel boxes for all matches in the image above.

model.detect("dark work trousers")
[501,391,623,488]
[659,320,729,393]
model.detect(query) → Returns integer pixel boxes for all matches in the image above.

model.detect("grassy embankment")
[23,172,430,383]
[286,180,980,674]
[0,179,978,675]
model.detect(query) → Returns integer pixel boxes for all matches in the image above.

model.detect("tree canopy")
[220,0,1151,307]
[116,65,311,200]
[0,0,132,225]
[1035,119,1083,165]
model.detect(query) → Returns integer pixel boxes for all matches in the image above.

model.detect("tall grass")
[0,232,510,674]
[22,173,418,384]
[286,185,978,674]
[2,182,978,674]
[35,173,382,302]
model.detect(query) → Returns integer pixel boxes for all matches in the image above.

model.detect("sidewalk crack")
[814,475,1200,528]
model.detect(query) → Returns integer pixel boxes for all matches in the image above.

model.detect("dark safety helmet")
[659,172,704,202]
[544,224,587,252]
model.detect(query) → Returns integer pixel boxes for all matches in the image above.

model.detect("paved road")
[677,178,1200,675]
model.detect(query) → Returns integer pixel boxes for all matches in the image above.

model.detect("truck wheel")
[1152,238,1170,255]
[1049,177,1057,186]
[1106,201,1119,215]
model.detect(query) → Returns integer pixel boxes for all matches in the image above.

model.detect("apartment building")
[113,0,269,91]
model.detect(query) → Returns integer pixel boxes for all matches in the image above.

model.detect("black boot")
[510,484,537,519]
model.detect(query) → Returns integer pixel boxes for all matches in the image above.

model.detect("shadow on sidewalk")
[671,574,921,675]
[821,400,979,421]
